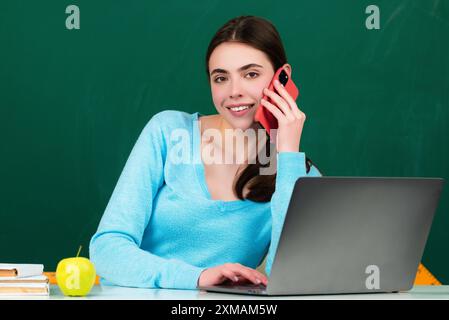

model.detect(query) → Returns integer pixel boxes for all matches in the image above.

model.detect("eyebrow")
[210,63,264,77]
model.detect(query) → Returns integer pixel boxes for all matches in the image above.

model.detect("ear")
[282,63,292,76]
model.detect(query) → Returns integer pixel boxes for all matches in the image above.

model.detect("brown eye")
[246,72,259,79]
[214,76,226,83]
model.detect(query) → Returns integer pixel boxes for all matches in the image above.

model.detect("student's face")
[208,42,275,130]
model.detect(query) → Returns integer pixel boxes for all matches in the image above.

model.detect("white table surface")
[1,285,449,300]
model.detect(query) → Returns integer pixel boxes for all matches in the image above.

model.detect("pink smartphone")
[255,66,299,135]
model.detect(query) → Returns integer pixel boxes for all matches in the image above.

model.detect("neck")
[215,115,263,165]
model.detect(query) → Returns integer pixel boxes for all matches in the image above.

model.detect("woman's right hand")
[197,263,268,287]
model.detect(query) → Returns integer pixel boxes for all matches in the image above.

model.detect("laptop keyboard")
[214,283,267,294]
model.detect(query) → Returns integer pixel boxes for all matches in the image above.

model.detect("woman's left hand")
[260,79,306,153]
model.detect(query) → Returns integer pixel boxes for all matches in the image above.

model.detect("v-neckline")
[192,112,251,206]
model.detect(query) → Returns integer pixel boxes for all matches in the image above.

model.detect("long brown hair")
[205,16,315,202]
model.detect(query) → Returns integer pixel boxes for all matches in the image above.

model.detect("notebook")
[0,275,49,296]
[0,263,44,279]
[0,264,49,296]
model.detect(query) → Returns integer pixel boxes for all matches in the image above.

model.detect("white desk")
[1,285,449,300]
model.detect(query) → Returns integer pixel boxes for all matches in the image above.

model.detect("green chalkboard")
[1,1,448,283]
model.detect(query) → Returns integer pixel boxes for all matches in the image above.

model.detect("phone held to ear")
[255,65,299,135]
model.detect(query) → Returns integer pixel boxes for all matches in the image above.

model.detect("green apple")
[56,257,96,297]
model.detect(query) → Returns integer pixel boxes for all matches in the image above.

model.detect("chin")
[225,117,256,131]
[220,108,259,131]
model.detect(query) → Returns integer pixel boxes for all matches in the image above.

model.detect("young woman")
[89,15,321,290]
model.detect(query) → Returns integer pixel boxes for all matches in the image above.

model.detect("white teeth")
[229,105,252,111]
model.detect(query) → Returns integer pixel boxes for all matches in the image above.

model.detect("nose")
[229,79,243,99]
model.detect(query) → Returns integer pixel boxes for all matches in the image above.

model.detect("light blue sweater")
[89,110,321,290]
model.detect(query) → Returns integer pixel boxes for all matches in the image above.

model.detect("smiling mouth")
[225,104,255,112]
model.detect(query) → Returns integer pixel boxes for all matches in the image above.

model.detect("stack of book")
[0,263,49,296]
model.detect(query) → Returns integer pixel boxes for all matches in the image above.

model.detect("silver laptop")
[199,177,444,296]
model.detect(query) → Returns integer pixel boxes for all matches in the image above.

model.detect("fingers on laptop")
[222,263,268,285]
